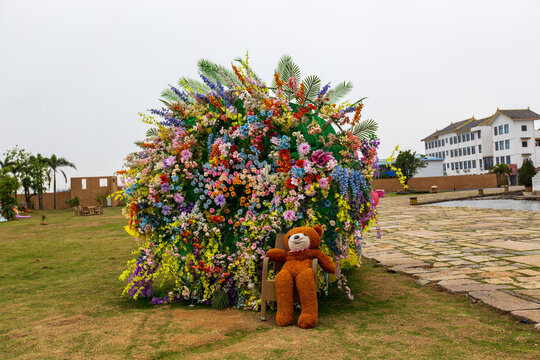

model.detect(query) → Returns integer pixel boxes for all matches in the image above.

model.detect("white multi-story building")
[421,108,540,177]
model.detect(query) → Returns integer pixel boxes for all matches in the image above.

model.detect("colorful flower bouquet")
[118,55,381,308]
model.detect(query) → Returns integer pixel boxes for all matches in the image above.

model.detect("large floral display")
[118,55,381,308]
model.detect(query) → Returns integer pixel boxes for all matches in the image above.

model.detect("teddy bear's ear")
[313,225,323,236]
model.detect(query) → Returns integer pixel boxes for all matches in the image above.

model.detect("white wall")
[417,160,444,177]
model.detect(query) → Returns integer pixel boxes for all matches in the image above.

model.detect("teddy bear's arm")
[266,248,288,263]
[311,250,336,274]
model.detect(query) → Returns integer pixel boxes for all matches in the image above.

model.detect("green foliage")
[95,193,109,206]
[394,150,427,185]
[489,163,510,175]
[211,290,230,309]
[65,197,80,207]
[301,75,322,103]
[518,158,537,187]
[0,174,20,220]
[350,118,379,141]
[145,128,158,137]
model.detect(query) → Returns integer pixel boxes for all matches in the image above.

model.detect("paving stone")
[486,240,540,251]
[462,255,497,262]
[439,283,510,294]
[515,290,540,301]
[468,291,540,312]
[483,278,518,285]
[416,279,431,286]
[516,269,540,276]
[511,309,540,324]
[417,271,470,282]
[506,255,540,267]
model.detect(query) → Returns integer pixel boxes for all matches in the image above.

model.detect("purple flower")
[214,194,226,207]
[283,210,297,221]
[162,205,171,215]
[311,149,335,167]
[161,183,171,192]
[298,142,311,155]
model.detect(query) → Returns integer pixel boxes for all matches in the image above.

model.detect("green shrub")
[518,158,537,187]
[65,197,80,207]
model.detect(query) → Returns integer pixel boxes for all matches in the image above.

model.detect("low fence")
[17,192,72,210]
[373,173,498,192]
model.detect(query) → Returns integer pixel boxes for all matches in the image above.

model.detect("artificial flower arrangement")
[118,54,381,308]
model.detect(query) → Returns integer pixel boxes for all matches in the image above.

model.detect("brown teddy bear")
[266,225,336,329]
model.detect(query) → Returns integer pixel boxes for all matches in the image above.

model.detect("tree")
[0,156,16,175]
[3,146,33,206]
[489,163,511,186]
[519,158,537,187]
[0,174,20,220]
[46,155,77,210]
[394,150,427,186]
[28,154,50,210]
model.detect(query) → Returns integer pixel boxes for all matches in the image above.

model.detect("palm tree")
[28,153,50,210]
[0,156,16,175]
[46,155,77,210]
[489,163,511,186]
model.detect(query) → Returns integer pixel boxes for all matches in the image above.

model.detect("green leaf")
[302,75,321,102]
[350,118,379,140]
[328,81,353,103]
[160,88,180,103]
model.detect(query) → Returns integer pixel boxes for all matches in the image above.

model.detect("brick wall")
[373,173,498,192]
[17,192,71,210]
[70,176,122,207]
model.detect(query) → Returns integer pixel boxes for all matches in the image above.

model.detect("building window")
[100,178,108,187]
[425,143,428,149]
[500,156,505,164]
[468,160,472,168]
[462,134,466,142]
[505,140,510,150]
[446,150,449,156]
[504,124,509,134]
[494,127,498,136]
[478,130,481,139]
[466,133,470,142]
[495,142,499,151]
[459,148,462,156]
[81,179,86,190]
[499,125,503,135]
[471,132,475,141]
[472,160,476,168]
[506,155,511,164]
[522,140,528,147]
[450,137,453,145]
[478,145,482,153]
[536,139,540,146]
[459,162,463,169]
[479,160,483,168]
[472,146,475,154]
[446,138,448,144]
[467,147,471,155]
[496,157,500,165]
[499,140,504,150]
[451,163,455,170]
[454,136,458,143]
[522,125,527,131]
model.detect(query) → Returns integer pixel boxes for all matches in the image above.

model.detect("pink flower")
[298,142,311,155]
[174,193,184,204]
[311,149,335,167]
[283,210,297,221]
[180,149,192,161]
[318,177,329,189]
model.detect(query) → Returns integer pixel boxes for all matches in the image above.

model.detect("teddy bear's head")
[284,225,323,251]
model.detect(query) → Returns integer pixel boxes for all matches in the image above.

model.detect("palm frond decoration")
[160,88,180,103]
[328,81,353,103]
[134,140,142,146]
[211,290,230,309]
[302,75,322,102]
[350,118,378,140]
[146,128,158,138]
[177,76,211,94]
[198,59,242,88]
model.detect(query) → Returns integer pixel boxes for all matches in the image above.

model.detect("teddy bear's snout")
[293,234,300,240]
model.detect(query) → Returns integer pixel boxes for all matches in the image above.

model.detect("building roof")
[422,108,539,141]
[455,116,490,133]
[421,118,473,141]
[496,109,540,121]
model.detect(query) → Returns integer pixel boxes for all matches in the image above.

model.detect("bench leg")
[260,300,266,321]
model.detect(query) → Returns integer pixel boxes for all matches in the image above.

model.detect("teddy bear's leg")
[275,269,294,327]
[296,268,318,329]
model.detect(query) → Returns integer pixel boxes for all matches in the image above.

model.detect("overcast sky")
[1,0,539,189]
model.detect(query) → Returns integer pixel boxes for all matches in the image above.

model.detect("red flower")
[295,159,305,168]
[160,174,169,183]
[286,178,296,189]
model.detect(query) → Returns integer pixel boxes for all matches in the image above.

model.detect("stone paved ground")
[363,188,540,330]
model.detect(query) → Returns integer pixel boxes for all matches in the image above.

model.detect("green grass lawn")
[1,208,539,359]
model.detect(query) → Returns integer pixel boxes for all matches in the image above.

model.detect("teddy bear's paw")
[275,313,293,327]
[297,314,317,329]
